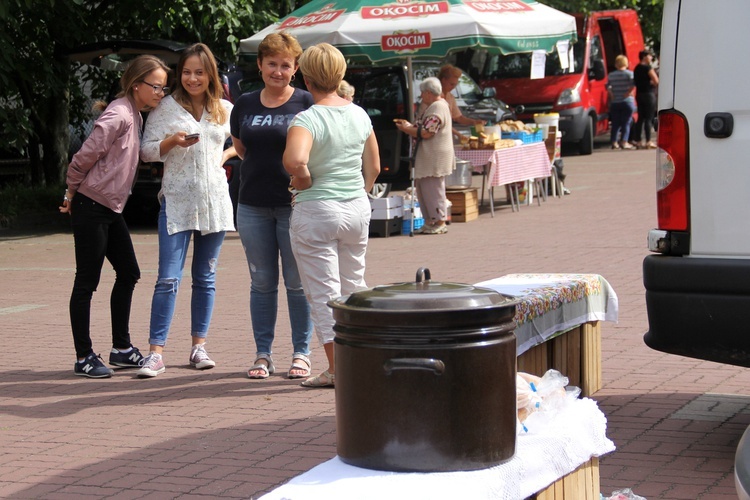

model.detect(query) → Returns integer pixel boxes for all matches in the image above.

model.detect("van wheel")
[368,183,391,199]
[579,117,594,155]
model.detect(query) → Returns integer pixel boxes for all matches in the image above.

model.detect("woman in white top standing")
[137,43,236,378]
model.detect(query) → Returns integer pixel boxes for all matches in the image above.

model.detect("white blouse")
[141,96,235,235]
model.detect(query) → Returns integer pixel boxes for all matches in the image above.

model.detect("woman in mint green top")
[283,43,381,388]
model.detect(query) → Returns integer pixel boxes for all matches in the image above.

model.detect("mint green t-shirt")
[289,103,373,202]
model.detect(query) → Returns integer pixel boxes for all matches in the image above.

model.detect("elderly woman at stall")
[395,77,453,234]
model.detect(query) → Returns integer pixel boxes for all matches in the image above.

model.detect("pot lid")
[330,267,514,312]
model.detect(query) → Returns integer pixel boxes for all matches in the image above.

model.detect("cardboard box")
[370,196,403,220]
[446,189,478,222]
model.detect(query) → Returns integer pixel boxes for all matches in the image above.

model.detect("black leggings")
[69,193,140,358]
[633,92,657,143]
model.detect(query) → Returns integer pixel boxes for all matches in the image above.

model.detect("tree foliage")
[0,0,292,186]
[543,0,664,50]
[1,0,662,187]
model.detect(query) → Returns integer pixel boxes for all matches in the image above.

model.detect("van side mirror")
[589,60,606,81]
[482,87,497,99]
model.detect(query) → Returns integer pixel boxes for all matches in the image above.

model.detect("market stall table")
[455,142,552,215]
[475,273,619,396]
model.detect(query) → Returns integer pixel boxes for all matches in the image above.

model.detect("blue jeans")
[610,99,636,144]
[237,203,312,357]
[149,203,226,346]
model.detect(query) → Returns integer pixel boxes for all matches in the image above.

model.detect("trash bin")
[329,268,518,472]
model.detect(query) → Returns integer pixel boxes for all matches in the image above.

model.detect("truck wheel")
[368,182,391,199]
[579,117,594,155]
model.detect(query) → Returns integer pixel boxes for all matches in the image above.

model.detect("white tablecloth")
[259,397,615,500]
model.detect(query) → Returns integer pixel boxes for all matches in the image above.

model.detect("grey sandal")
[287,353,311,379]
[247,354,275,379]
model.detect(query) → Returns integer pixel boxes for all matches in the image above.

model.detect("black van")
[345,61,515,197]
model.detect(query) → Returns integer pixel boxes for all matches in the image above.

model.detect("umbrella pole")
[407,57,416,237]
[410,160,416,237]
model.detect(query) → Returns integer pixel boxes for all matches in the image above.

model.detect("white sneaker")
[137,353,165,378]
[190,344,216,370]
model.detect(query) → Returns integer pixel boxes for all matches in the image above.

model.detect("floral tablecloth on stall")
[475,273,619,355]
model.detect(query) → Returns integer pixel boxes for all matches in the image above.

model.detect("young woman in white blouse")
[137,43,236,378]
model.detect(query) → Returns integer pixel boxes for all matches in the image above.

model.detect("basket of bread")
[459,123,518,150]
[499,120,544,144]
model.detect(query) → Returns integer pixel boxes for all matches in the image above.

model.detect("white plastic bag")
[603,488,647,500]
[516,369,581,434]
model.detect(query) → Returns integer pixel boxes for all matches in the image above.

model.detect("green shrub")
[0,183,65,228]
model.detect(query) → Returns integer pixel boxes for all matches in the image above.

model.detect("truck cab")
[475,9,644,155]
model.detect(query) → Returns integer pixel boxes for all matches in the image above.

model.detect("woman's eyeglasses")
[141,81,170,95]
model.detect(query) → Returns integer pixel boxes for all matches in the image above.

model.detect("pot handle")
[383,358,445,376]
[415,267,431,283]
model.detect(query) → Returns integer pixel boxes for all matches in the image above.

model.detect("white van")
[643,0,750,368]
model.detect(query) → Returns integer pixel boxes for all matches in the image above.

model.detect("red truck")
[473,9,644,155]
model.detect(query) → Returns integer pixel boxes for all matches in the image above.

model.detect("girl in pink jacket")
[60,55,169,379]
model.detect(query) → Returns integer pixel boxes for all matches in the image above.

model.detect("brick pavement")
[2,142,750,499]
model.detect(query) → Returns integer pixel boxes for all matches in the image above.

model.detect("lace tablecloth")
[475,273,619,355]
[259,397,615,500]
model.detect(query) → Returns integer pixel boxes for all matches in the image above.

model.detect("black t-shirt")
[230,88,314,207]
[634,64,655,94]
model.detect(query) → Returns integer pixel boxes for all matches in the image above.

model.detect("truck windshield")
[480,39,586,79]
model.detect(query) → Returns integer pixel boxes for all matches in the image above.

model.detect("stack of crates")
[369,196,403,237]
[445,189,479,222]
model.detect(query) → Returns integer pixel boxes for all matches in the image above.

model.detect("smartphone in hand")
[185,133,200,140]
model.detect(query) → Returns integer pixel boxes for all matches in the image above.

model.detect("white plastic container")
[534,113,560,139]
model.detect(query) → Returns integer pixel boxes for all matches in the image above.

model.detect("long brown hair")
[94,54,169,112]
[171,43,227,124]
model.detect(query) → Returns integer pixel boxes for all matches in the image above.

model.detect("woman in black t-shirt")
[229,33,314,381]
[632,50,659,149]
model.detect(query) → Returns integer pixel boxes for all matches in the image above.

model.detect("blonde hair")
[298,43,346,93]
[337,80,355,100]
[437,64,462,80]
[615,55,629,70]
[117,55,170,102]
[171,43,228,124]
[258,32,303,64]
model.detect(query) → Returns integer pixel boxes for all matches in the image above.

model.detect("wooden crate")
[516,321,602,397]
[527,458,600,499]
[446,188,478,222]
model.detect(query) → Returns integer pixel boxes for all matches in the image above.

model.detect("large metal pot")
[329,268,518,472]
[445,158,473,190]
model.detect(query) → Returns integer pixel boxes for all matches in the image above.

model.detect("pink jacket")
[66,97,143,213]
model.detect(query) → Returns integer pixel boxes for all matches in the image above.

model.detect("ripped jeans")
[148,202,226,346]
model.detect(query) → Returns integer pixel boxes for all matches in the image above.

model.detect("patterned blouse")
[141,96,235,235]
